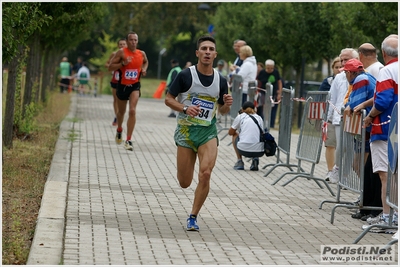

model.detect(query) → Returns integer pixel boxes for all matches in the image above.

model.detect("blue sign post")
[388,102,398,173]
[208,24,215,37]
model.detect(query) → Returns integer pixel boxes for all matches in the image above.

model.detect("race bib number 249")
[124,69,139,80]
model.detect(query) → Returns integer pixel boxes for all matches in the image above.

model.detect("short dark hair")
[118,38,126,45]
[197,35,216,50]
[171,59,179,64]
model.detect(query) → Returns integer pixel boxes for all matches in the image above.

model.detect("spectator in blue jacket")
[362,35,398,228]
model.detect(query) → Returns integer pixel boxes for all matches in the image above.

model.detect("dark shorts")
[236,137,265,158]
[60,78,70,88]
[116,83,141,100]
[110,82,118,89]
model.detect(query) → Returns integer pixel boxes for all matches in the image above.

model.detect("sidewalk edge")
[27,94,77,265]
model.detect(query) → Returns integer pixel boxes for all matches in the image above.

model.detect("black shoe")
[168,113,176,118]
[250,158,259,171]
[361,214,374,221]
[351,211,365,219]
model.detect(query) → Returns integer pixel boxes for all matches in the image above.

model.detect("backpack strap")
[248,114,264,138]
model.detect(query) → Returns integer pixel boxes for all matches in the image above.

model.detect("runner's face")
[118,40,127,49]
[126,34,138,50]
[196,41,217,66]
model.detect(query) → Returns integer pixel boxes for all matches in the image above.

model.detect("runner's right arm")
[105,52,116,68]
[108,49,124,72]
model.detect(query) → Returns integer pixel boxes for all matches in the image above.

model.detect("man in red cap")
[342,58,376,115]
[342,58,379,221]
[326,48,359,183]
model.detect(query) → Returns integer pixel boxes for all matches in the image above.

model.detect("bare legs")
[116,90,140,139]
[176,139,218,215]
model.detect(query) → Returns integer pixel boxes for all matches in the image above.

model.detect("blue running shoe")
[233,160,244,170]
[186,215,199,231]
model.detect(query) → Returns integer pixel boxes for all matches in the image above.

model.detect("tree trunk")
[3,45,24,149]
[23,49,34,117]
[41,48,50,102]
[49,49,60,92]
[34,33,42,103]
[23,31,41,116]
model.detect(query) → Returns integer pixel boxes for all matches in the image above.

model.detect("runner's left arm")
[141,51,148,77]
[218,77,232,115]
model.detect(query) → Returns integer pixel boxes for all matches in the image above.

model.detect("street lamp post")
[157,48,167,80]
[198,3,211,10]
[198,3,214,36]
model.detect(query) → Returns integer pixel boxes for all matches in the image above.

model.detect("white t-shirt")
[366,61,384,79]
[327,71,348,125]
[231,112,264,152]
[77,66,90,80]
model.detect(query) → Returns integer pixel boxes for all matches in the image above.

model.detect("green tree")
[106,2,218,77]
[89,31,120,74]
[38,2,107,97]
[2,2,50,149]
[353,2,398,47]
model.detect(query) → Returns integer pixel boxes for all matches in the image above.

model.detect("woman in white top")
[236,45,258,105]
[228,101,264,171]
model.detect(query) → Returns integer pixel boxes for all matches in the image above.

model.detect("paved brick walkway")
[28,94,396,265]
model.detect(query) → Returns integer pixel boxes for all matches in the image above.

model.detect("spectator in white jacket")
[76,62,91,95]
[326,48,359,183]
[236,45,257,105]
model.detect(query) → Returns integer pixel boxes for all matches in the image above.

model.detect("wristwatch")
[183,105,188,114]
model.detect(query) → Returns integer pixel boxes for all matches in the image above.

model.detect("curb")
[27,95,77,265]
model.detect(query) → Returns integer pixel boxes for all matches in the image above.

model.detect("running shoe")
[112,117,117,126]
[362,215,389,231]
[250,158,259,171]
[234,160,244,170]
[393,212,398,226]
[329,166,339,183]
[325,170,332,181]
[361,214,374,221]
[125,140,133,151]
[187,215,199,231]
[392,231,398,240]
[367,213,384,225]
[115,130,122,144]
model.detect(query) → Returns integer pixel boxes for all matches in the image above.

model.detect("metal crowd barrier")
[319,110,382,223]
[263,87,299,176]
[230,74,244,119]
[271,91,335,196]
[354,102,398,244]
[59,76,97,95]
[218,74,243,141]
[247,81,257,105]
[263,83,273,131]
